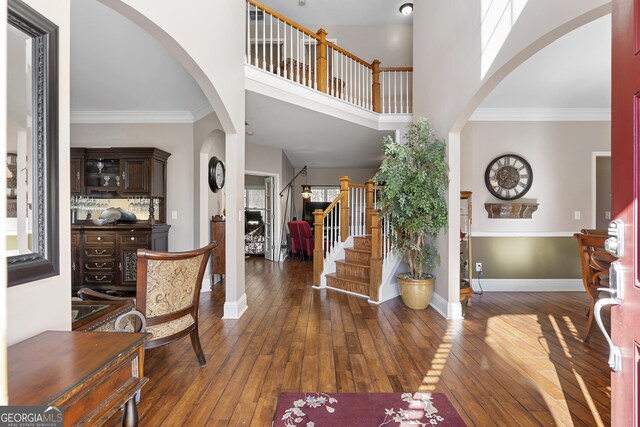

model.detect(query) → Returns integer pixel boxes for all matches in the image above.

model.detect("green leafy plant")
[375,118,449,278]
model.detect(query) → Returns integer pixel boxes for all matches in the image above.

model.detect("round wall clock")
[208,156,225,193]
[484,154,533,200]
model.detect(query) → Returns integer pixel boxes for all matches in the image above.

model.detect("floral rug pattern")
[274,392,466,427]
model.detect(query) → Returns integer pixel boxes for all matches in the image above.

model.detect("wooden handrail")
[380,67,414,72]
[247,0,322,41]
[325,40,373,68]
[349,183,366,189]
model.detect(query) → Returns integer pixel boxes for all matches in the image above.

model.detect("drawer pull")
[72,262,76,271]
[95,262,106,268]
[97,236,102,241]
[95,275,107,281]
[131,237,135,241]
[94,249,107,255]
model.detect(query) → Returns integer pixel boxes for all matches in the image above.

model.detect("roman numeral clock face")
[484,154,533,200]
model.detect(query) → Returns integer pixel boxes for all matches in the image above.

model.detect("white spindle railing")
[349,185,366,237]
[246,1,412,115]
[380,69,413,114]
[381,216,395,265]
[322,200,341,257]
[245,1,320,89]
[326,45,373,110]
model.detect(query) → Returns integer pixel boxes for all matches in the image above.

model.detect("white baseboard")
[222,293,248,319]
[201,277,212,293]
[429,292,463,320]
[471,278,583,292]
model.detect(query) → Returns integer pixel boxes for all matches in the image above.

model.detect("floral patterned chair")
[133,242,215,366]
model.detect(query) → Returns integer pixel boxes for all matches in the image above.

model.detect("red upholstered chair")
[288,221,314,260]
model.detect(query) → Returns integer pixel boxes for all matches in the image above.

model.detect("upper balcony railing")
[245,0,413,114]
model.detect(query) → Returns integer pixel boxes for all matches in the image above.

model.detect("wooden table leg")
[122,397,139,427]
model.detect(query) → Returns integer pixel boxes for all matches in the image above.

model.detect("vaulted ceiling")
[70,1,612,167]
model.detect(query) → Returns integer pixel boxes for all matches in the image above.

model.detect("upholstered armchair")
[133,242,215,366]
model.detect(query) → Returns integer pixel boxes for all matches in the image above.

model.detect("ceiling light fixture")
[299,0,306,6]
[399,3,413,15]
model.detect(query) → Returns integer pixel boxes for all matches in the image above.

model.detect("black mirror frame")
[7,0,59,286]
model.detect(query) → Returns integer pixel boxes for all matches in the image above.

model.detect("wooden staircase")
[326,236,372,296]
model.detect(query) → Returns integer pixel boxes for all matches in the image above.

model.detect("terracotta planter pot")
[397,275,435,309]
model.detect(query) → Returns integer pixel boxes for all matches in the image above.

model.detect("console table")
[8,331,150,426]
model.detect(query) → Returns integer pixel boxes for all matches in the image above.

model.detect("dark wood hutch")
[71,147,171,293]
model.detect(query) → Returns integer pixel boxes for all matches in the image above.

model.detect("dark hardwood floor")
[135,257,611,426]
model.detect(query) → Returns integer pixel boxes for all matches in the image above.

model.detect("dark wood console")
[72,224,170,293]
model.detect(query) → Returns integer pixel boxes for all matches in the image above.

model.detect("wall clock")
[208,156,225,193]
[484,154,532,200]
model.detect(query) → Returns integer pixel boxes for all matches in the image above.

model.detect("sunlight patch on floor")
[419,325,455,391]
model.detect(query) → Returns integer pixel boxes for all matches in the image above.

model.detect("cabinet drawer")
[84,234,116,244]
[119,234,149,245]
[85,247,116,258]
[84,273,116,284]
[84,260,116,271]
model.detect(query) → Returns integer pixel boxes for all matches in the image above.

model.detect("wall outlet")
[475,262,483,273]
[171,210,178,220]
[605,211,611,219]
[574,211,581,220]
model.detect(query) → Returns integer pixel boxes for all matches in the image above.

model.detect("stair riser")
[336,263,370,281]
[353,237,372,251]
[345,250,371,264]
[326,276,369,296]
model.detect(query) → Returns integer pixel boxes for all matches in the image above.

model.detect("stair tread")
[326,272,369,286]
[335,260,370,269]
[344,248,370,254]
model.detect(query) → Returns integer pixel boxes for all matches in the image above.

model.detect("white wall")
[461,121,611,233]
[193,111,224,230]
[412,0,611,316]
[7,0,71,345]
[102,0,248,318]
[318,24,412,67]
[71,123,195,251]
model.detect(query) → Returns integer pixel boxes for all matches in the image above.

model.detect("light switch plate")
[171,211,178,220]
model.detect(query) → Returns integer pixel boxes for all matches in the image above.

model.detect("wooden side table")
[8,331,150,426]
[72,300,135,331]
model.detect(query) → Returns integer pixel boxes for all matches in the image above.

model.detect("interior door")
[609,0,640,423]
[264,176,275,261]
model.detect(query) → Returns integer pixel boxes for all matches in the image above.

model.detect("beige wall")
[461,121,611,233]
[7,0,72,345]
[596,156,611,229]
[71,123,195,251]
[412,0,610,310]
[318,24,412,67]
[472,237,581,279]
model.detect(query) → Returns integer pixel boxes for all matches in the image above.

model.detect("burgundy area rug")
[273,392,466,426]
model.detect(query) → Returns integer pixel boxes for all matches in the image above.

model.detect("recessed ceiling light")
[399,3,413,15]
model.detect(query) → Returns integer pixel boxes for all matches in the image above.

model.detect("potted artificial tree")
[375,118,449,309]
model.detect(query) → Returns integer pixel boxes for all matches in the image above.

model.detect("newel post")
[316,28,328,93]
[365,179,374,234]
[313,209,324,286]
[372,59,381,113]
[340,176,350,242]
[369,210,383,302]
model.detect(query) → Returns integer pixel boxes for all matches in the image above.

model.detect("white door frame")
[591,151,611,229]
[245,170,280,262]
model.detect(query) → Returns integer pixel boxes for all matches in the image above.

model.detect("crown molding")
[469,107,611,122]
[191,101,215,122]
[70,110,195,124]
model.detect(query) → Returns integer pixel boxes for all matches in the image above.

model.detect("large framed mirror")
[7,0,59,286]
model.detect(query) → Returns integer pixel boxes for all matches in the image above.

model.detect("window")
[244,187,265,222]
[310,186,340,202]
